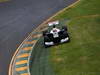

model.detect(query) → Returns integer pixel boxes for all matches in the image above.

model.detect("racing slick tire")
[62,26,68,31]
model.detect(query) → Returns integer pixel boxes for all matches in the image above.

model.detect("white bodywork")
[61,37,69,43]
[45,42,54,45]
[48,20,59,26]
[50,28,60,38]
[45,37,69,46]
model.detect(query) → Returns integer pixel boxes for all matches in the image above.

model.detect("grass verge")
[49,0,100,75]
[0,0,9,2]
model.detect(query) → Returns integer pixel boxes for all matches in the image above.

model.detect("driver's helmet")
[52,25,57,32]
[53,29,57,32]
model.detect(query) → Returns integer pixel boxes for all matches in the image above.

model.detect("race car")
[42,21,70,48]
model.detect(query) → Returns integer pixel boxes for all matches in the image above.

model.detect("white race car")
[42,21,70,48]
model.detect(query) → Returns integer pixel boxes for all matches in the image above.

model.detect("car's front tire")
[62,26,68,31]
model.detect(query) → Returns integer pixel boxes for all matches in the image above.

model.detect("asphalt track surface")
[0,0,76,75]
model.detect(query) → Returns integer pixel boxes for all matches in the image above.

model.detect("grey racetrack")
[0,0,76,75]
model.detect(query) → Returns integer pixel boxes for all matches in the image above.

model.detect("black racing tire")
[62,26,68,31]
[44,44,49,48]
[44,36,51,42]
[63,31,69,37]
[59,30,69,39]
[42,30,48,36]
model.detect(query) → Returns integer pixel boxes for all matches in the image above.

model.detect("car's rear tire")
[44,44,49,48]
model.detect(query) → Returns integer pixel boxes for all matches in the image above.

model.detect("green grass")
[53,0,100,20]
[0,0,9,2]
[49,0,100,75]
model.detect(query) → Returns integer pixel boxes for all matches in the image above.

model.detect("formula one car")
[42,21,70,48]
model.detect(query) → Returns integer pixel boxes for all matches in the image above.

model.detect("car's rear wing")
[48,20,59,26]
